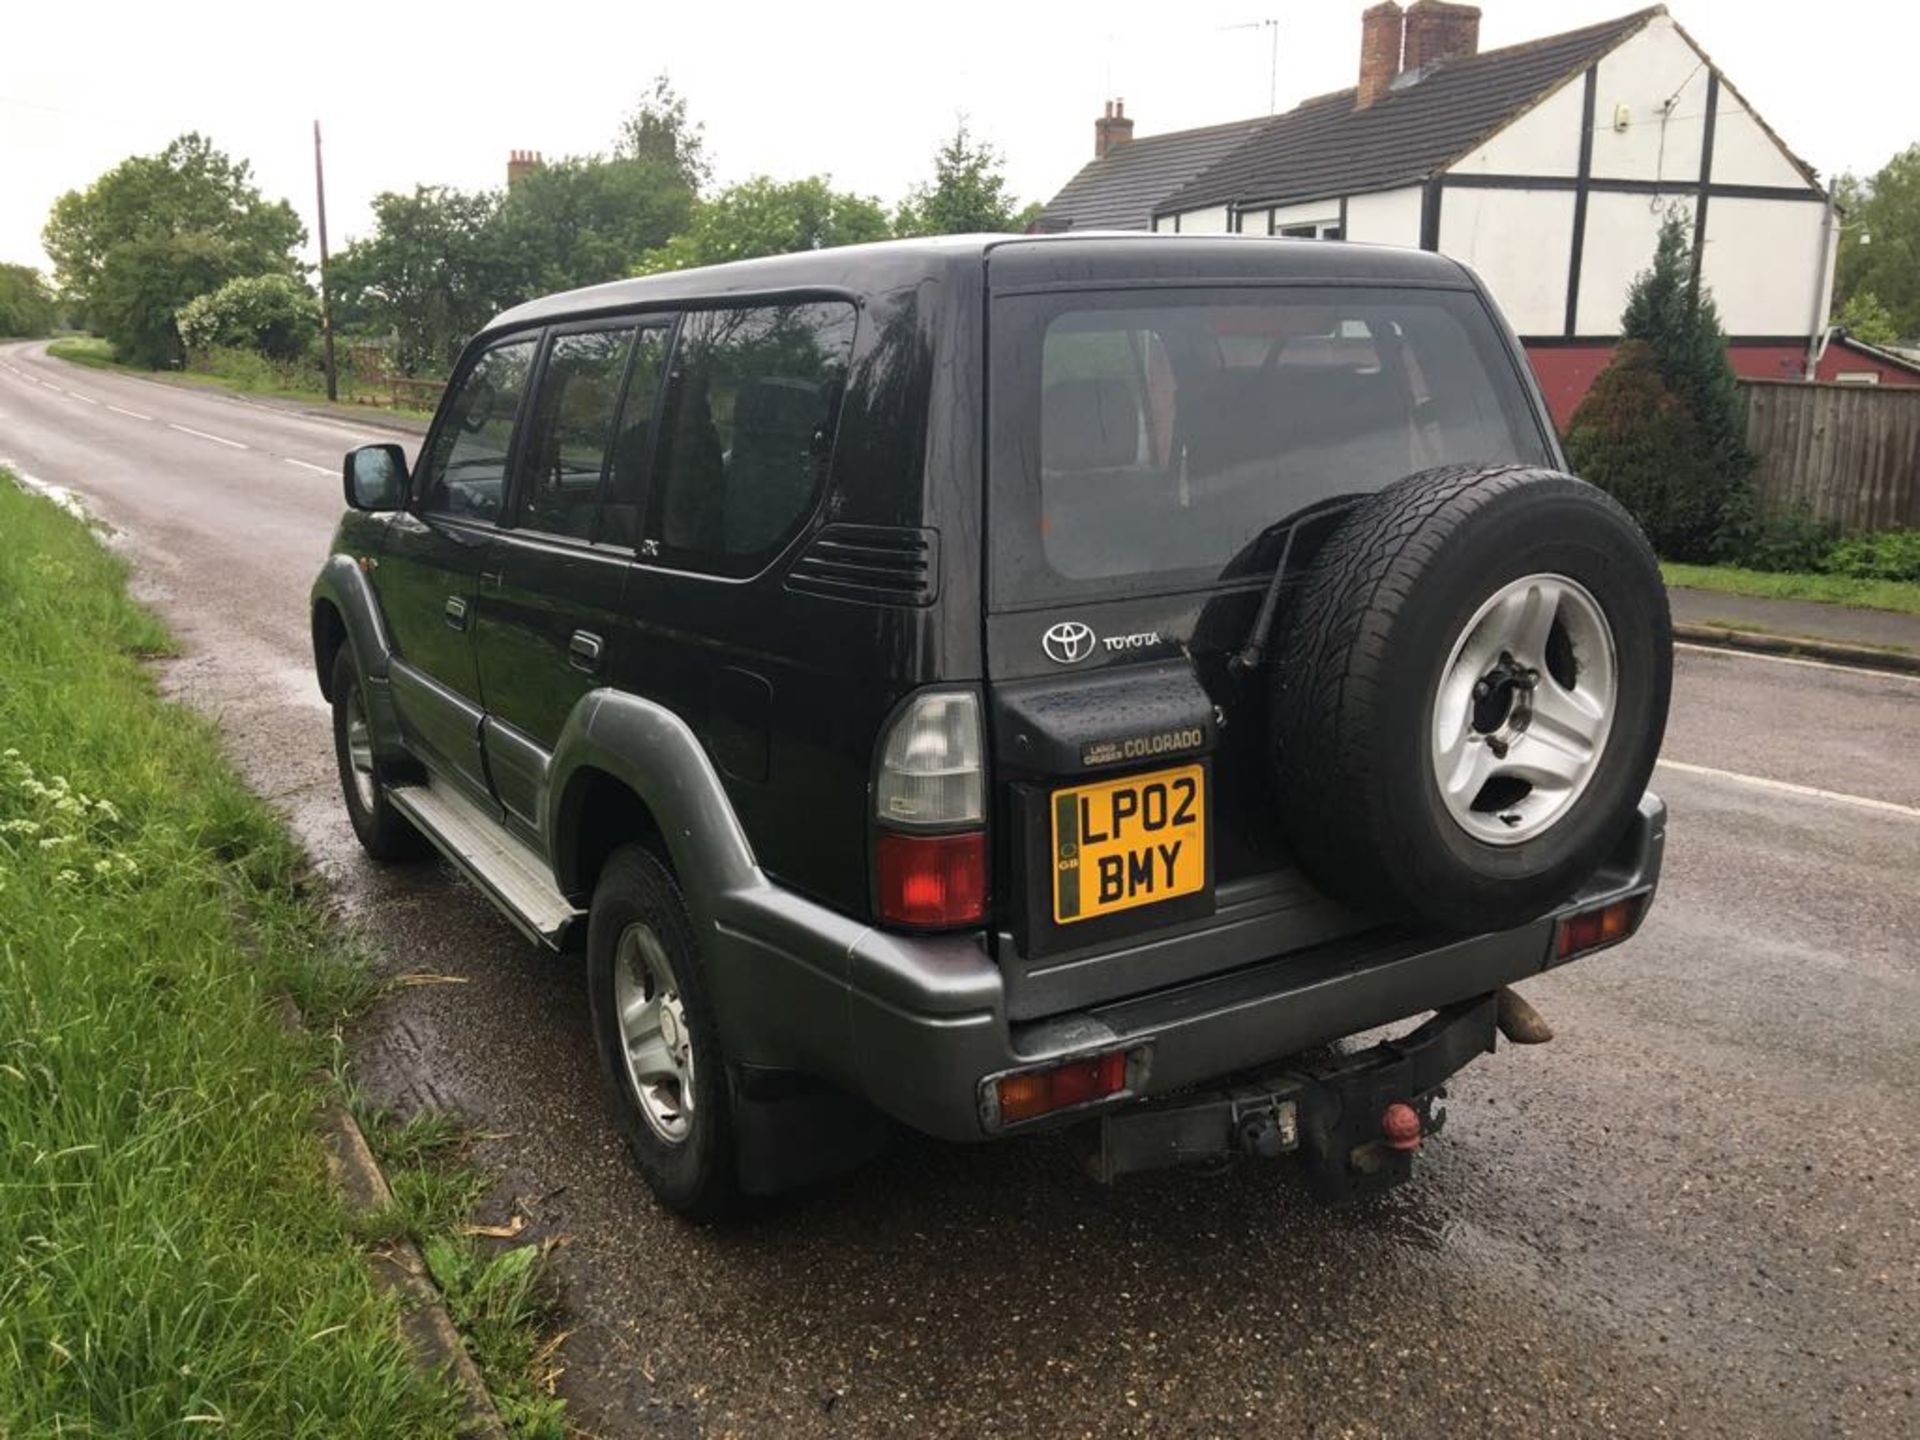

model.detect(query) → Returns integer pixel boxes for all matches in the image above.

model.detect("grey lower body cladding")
[706,792,1666,1148]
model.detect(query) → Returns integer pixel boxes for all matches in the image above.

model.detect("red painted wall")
[1523,338,1920,433]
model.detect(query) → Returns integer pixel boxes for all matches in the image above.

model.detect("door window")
[650,301,857,572]
[600,326,672,549]
[515,327,636,540]
[417,337,538,522]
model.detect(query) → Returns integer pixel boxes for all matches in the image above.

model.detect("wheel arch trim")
[546,691,763,928]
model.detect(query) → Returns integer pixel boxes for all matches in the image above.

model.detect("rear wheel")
[329,646,425,861]
[1270,464,1671,932]
[587,845,739,1220]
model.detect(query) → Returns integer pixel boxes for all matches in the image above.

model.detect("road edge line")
[1672,622,1920,677]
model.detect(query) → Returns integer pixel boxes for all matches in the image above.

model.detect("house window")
[1277,221,1343,241]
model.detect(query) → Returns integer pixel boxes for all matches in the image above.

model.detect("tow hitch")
[1079,993,1500,1199]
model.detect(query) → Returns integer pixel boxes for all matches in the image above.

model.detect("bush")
[176,272,318,361]
[1738,502,1833,573]
[1821,529,1920,582]
[1565,340,1729,560]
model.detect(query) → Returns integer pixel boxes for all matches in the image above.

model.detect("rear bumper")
[717,792,1665,1143]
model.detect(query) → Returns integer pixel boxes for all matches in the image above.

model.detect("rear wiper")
[1229,496,1359,675]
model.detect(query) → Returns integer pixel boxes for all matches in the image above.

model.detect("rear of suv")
[312,234,1670,1218]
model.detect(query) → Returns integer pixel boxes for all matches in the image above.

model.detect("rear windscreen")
[988,286,1552,605]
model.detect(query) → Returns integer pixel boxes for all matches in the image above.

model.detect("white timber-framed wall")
[1149,12,1833,349]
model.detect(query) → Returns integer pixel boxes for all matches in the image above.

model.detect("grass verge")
[353,1108,570,1438]
[0,474,468,1434]
[45,335,436,423]
[1662,561,1920,616]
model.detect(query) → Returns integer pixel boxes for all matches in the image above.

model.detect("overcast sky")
[4,0,1915,274]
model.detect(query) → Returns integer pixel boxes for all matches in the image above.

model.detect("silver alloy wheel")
[345,683,379,814]
[612,922,696,1145]
[1431,572,1617,846]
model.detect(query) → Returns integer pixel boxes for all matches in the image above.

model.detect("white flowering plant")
[0,747,139,895]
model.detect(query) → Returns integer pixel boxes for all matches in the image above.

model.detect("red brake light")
[875,830,987,928]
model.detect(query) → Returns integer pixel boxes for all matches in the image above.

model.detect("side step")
[388,779,582,947]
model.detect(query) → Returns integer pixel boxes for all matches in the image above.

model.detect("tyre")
[587,844,739,1220]
[1271,464,1671,933]
[330,646,427,861]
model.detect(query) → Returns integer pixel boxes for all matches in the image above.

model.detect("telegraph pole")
[313,120,338,402]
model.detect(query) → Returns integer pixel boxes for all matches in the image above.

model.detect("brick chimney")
[1402,0,1481,71]
[1094,99,1135,160]
[1357,2,1405,109]
[506,149,544,188]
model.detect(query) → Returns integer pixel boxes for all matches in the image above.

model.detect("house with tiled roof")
[1036,3,1894,424]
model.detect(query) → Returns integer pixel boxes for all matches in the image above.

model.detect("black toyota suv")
[312,234,1671,1217]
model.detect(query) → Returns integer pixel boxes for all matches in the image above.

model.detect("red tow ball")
[1380,1102,1423,1152]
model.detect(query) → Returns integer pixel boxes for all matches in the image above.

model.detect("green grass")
[1662,561,1920,616]
[46,335,437,422]
[0,475,464,1435]
[354,1107,569,1438]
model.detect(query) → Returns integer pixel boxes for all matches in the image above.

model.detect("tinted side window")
[652,301,856,570]
[601,325,672,550]
[515,328,635,540]
[418,338,537,522]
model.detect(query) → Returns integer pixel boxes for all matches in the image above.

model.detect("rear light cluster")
[872,691,986,928]
[1554,896,1641,961]
[988,1046,1147,1127]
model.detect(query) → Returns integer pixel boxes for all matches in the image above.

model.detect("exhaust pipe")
[1495,986,1553,1044]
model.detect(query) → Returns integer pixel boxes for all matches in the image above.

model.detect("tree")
[1833,146,1920,343]
[42,134,304,366]
[0,264,57,338]
[1834,290,1901,348]
[616,75,710,195]
[330,187,517,375]
[496,152,695,296]
[1567,212,1754,561]
[176,274,319,360]
[634,176,891,274]
[893,121,1027,235]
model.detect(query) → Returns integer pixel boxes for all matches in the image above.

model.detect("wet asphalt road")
[3,338,1916,1439]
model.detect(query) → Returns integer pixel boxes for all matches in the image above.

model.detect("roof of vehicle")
[484,233,1473,335]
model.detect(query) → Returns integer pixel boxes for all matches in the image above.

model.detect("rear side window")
[418,337,538,522]
[990,287,1550,604]
[515,327,636,540]
[650,300,856,573]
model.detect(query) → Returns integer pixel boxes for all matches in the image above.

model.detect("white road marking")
[107,404,153,421]
[282,457,333,475]
[1675,641,1920,684]
[64,389,99,404]
[167,423,248,450]
[1655,758,1920,821]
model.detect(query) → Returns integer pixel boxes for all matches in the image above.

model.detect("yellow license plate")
[1051,764,1206,925]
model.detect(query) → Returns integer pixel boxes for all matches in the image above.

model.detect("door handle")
[478,570,503,591]
[444,595,469,629]
[568,630,605,674]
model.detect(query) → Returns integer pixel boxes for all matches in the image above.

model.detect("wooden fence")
[1741,380,1920,533]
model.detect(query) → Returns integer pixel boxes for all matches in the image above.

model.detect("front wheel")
[587,845,739,1220]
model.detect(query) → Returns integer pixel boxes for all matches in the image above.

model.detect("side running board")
[387,779,581,947]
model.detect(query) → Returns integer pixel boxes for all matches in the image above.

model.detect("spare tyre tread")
[1271,463,1668,930]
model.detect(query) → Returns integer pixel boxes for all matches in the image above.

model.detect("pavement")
[4,335,1917,1439]
[1669,585,1920,656]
